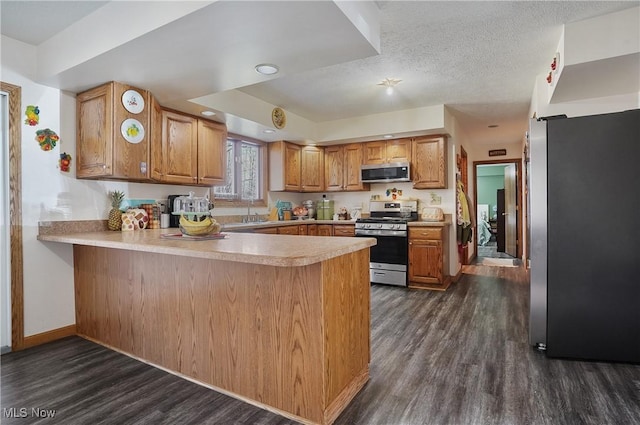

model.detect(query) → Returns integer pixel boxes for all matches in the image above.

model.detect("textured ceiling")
[1,0,637,146]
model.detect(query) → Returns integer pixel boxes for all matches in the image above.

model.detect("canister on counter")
[141,203,161,229]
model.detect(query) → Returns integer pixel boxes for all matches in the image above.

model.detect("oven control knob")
[376,223,383,229]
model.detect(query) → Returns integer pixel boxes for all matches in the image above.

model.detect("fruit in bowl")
[179,215,221,236]
[293,206,308,217]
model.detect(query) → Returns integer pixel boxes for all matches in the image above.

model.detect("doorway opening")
[473,159,522,267]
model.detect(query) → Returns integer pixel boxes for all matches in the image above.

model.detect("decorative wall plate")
[122,89,145,114]
[271,107,286,129]
[121,118,145,144]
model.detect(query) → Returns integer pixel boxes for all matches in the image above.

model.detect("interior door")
[496,189,505,252]
[504,163,517,257]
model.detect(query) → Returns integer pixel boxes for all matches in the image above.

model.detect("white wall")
[1,35,266,336]
[563,6,640,66]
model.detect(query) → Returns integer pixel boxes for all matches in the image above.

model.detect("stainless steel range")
[355,200,418,287]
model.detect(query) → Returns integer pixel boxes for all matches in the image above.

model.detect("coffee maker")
[167,194,187,228]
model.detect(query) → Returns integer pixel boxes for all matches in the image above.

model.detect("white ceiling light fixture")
[255,63,279,75]
[383,134,394,139]
[263,129,275,134]
[377,78,402,95]
[201,110,216,117]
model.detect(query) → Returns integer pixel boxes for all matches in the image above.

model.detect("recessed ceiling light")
[255,63,279,75]
[201,110,216,117]
[383,134,394,139]
[263,129,275,134]
[488,124,499,128]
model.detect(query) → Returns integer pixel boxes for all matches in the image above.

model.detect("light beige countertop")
[407,217,452,227]
[38,228,376,267]
[222,217,451,231]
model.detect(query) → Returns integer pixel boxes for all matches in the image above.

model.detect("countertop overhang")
[38,229,376,267]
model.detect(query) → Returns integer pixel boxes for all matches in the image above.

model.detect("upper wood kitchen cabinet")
[269,141,324,192]
[76,82,151,181]
[151,109,226,185]
[363,138,411,165]
[325,144,369,192]
[197,119,227,185]
[411,135,447,189]
[300,146,324,192]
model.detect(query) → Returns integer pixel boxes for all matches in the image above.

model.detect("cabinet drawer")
[333,224,355,237]
[409,227,442,240]
[277,225,300,235]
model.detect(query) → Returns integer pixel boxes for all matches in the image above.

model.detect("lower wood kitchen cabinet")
[408,227,451,291]
[317,224,334,236]
[253,227,278,234]
[278,225,300,235]
[333,224,355,237]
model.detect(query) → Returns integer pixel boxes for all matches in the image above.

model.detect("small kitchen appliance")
[167,194,187,228]
[360,162,411,183]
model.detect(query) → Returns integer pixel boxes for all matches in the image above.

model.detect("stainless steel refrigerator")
[528,109,640,363]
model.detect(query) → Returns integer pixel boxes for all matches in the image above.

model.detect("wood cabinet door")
[363,141,386,165]
[307,224,318,236]
[343,143,367,191]
[150,96,164,181]
[301,146,324,192]
[412,136,447,189]
[161,111,198,185]
[284,143,302,191]
[386,138,411,163]
[408,239,443,283]
[324,145,344,191]
[76,83,113,178]
[278,225,300,235]
[197,119,227,185]
[317,224,334,236]
[298,224,308,235]
[112,82,150,181]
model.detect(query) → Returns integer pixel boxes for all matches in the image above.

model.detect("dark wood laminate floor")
[3,265,639,425]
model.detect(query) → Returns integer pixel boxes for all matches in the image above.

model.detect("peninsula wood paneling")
[322,249,370,424]
[73,245,369,425]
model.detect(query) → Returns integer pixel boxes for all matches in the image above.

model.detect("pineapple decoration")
[107,190,125,231]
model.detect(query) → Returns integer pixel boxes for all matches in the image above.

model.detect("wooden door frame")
[473,158,523,260]
[457,147,469,264]
[2,81,24,351]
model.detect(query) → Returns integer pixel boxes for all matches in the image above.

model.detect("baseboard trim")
[23,324,76,349]
[453,268,463,283]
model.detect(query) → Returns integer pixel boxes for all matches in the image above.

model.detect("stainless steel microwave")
[361,162,411,183]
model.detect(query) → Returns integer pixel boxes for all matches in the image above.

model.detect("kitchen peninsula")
[38,228,375,425]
